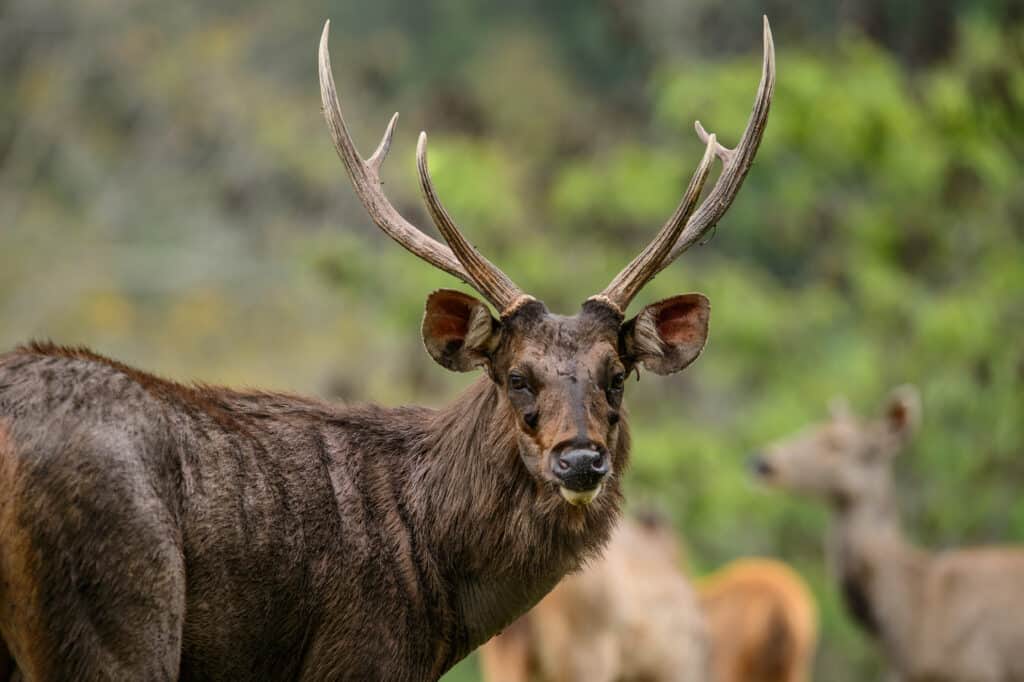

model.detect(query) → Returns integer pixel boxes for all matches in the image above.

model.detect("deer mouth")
[559,483,603,506]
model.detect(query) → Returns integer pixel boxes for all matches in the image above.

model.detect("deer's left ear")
[422,289,502,372]
[620,294,710,375]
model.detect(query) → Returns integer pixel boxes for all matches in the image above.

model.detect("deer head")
[318,19,775,507]
[752,386,922,509]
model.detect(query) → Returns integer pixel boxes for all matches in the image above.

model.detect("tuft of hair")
[465,303,499,353]
[628,313,664,360]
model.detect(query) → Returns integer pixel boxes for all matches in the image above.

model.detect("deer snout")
[554,447,608,493]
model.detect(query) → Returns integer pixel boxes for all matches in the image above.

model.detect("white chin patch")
[559,484,602,507]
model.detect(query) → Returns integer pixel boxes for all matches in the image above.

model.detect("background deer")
[480,520,815,682]
[0,18,774,682]
[697,558,817,682]
[479,516,710,682]
[753,386,1024,682]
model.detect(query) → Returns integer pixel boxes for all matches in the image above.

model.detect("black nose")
[554,449,609,491]
[749,453,774,479]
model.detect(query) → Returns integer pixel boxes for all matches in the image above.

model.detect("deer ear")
[882,384,921,442]
[422,289,501,372]
[620,294,710,376]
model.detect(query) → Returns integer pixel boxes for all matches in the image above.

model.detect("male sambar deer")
[479,516,710,682]
[753,387,1024,682]
[0,19,775,681]
[697,558,817,682]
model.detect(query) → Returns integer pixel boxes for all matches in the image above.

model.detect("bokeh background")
[2,0,1022,678]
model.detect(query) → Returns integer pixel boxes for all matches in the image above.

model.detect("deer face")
[422,292,709,506]
[752,386,921,508]
[318,18,774,507]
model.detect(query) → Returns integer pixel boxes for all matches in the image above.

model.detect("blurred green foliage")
[1,1,1022,680]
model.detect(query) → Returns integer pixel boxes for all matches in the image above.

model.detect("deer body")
[479,518,710,682]
[828,480,1024,682]
[0,18,775,681]
[697,558,817,682]
[480,528,817,682]
[0,345,623,680]
[755,388,1024,682]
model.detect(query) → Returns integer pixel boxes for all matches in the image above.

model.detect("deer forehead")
[819,418,870,448]
[511,315,619,367]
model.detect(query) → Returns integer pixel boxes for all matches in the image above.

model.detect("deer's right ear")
[619,294,710,375]
[422,290,502,372]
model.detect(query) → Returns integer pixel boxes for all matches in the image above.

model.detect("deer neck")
[408,377,625,670]
[828,492,928,667]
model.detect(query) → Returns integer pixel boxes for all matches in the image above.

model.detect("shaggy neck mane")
[408,377,626,667]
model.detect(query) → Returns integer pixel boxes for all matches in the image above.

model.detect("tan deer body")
[754,387,1024,682]
[697,558,817,682]
[479,517,710,682]
[480,527,816,682]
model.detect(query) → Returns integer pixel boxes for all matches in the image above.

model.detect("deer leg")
[1,506,185,681]
[0,432,186,681]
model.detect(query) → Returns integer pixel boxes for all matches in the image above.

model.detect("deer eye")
[609,371,625,391]
[508,372,531,393]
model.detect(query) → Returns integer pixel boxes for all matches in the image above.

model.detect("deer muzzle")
[554,448,609,505]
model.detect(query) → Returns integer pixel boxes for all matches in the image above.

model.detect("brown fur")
[697,558,817,682]
[755,387,1024,682]
[0,421,22,682]
[0,419,39,682]
[0,290,710,680]
[478,518,710,682]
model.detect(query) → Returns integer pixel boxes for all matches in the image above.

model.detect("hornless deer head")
[318,19,775,507]
[752,386,922,509]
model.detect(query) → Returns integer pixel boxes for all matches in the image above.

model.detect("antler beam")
[319,20,527,314]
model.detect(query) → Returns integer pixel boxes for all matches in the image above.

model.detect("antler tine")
[318,21,472,286]
[416,133,530,314]
[660,15,776,266]
[594,133,719,313]
[589,17,775,314]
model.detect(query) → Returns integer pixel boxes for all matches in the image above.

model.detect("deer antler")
[318,21,530,315]
[416,133,528,313]
[594,16,776,314]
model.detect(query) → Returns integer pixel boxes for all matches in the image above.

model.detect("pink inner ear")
[425,292,474,342]
[655,299,704,345]
[887,401,909,429]
[430,314,468,340]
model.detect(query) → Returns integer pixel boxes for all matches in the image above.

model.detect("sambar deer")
[697,558,817,682]
[480,522,816,682]
[753,387,1024,682]
[0,18,775,681]
[479,516,710,682]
